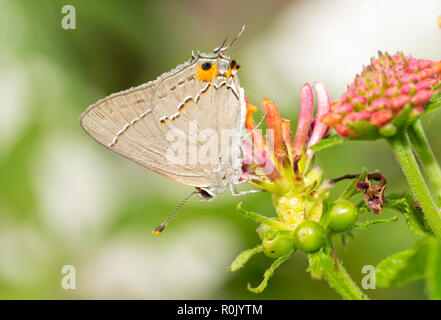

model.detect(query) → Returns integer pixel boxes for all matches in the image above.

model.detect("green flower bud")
[328,200,359,232]
[262,233,294,258]
[293,221,325,253]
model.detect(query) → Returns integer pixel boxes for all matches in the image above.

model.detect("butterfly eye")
[201,62,212,70]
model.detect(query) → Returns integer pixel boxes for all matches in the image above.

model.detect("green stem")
[387,132,441,242]
[408,120,441,200]
[309,247,368,300]
[325,251,368,300]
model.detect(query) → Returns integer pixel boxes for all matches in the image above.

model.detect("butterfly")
[80,26,255,233]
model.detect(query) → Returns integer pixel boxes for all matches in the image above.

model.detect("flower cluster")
[242,82,332,231]
[321,52,441,138]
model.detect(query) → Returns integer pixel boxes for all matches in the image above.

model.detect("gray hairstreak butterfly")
[80,26,257,234]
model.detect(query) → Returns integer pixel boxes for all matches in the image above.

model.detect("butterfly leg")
[230,182,265,196]
[235,175,267,185]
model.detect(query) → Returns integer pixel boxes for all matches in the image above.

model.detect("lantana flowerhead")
[321,52,441,139]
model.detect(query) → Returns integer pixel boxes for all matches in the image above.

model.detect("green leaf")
[379,123,397,137]
[376,238,432,287]
[432,82,441,91]
[425,237,441,300]
[319,198,331,228]
[236,202,286,230]
[425,91,441,115]
[351,216,398,230]
[338,167,368,200]
[228,246,262,272]
[308,133,347,152]
[247,249,293,294]
[340,232,354,250]
[347,120,379,139]
[392,102,412,128]
[356,200,371,214]
[308,246,332,279]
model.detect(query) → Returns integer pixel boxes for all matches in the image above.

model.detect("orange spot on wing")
[225,63,239,79]
[197,63,218,82]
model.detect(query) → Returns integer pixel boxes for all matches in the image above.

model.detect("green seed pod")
[328,200,359,232]
[262,233,294,258]
[293,221,325,253]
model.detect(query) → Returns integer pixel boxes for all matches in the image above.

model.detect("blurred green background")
[1,0,441,299]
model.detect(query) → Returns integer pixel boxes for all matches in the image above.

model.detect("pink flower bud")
[418,59,432,69]
[341,89,357,102]
[371,110,393,126]
[411,90,433,104]
[367,88,382,99]
[293,84,314,156]
[371,98,389,110]
[343,111,372,125]
[416,79,438,91]
[400,73,418,84]
[339,103,354,114]
[335,124,356,138]
[351,96,368,106]
[321,113,342,125]
[385,87,399,97]
[388,95,410,109]
[307,82,331,160]
[418,68,436,80]
[400,84,414,95]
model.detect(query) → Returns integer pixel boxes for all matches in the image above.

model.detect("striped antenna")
[220,25,246,53]
[153,190,197,235]
[213,37,229,54]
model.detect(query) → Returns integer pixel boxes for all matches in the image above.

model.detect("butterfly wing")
[80,78,212,187]
[80,56,244,190]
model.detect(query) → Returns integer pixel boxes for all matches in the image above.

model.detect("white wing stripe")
[108,76,235,145]
[109,108,152,147]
